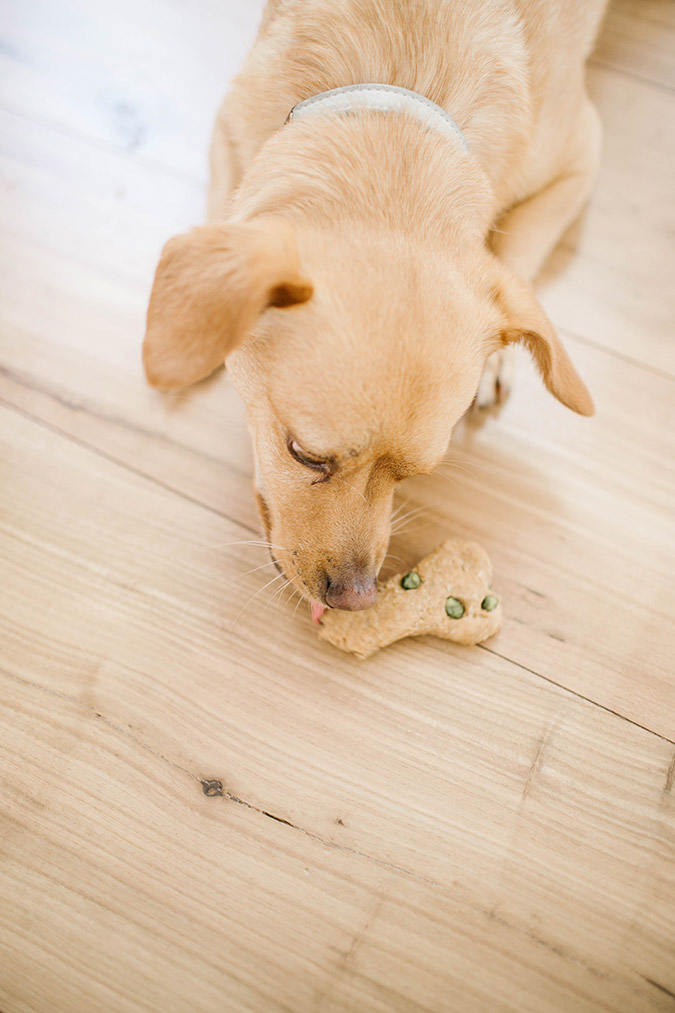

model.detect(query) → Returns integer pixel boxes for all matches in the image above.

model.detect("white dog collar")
[286,83,468,152]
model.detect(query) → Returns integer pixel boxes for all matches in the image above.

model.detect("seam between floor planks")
[0,392,260,537]
[479,645,675,748]
[2,390,674,752]
[551,328,675,383]
[0,363,251,475]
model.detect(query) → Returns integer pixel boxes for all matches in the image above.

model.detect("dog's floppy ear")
[494,267,594,416]
[143,218,312,389]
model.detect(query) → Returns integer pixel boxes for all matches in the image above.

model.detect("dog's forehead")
[232,241,495,460]
[264,340,468,464]
[263,266,483,379]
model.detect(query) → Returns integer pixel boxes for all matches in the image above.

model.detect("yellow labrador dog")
[144,0,607,621]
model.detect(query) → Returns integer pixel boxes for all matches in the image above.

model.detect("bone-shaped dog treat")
[318,539,502,659]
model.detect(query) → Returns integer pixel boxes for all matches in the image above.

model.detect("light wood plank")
[592,0,675,90]
[538,66,675,375]
[0,0,264,179]
[1,405,674,1012]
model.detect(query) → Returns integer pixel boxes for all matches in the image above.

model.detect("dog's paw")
[469,347,516,420]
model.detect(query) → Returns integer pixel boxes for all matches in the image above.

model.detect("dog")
[143,0,607,621]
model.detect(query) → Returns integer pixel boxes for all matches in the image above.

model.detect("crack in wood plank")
[522,725,558,801]
[664,753,675,797]
[641,975,675,1002]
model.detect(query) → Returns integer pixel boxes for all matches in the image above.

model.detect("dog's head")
[144,214,592,612]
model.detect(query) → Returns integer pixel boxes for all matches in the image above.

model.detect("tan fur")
[143,0,607,609]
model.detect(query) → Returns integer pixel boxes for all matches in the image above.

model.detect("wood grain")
[0,0,263,179]
[3,688,670,1013]
[591,0,675,89]
[1,406,674,1012]
[1,0,674,1010]
[539,66,675,375]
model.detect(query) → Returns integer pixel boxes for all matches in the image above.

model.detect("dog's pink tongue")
[311,603,326,624]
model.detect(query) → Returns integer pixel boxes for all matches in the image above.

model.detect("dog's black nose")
[325,571,378,611]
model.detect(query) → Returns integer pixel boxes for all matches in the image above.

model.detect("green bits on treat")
[481,594,499,612]
[401,571,422,590]
[445,596,465,619]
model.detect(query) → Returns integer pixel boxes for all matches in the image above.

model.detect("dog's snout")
[325,570,378,612]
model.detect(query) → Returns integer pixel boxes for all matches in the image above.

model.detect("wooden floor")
[1,1,674,1010]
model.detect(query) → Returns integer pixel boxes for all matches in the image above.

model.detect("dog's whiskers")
[439,455,501,477]
[280,583,301,612]
[238,559,280,579]
[391,521,435,536]
[231,571,286,625]
[390,500,413,523]
[429,475,463,494]
[292,592,306,619]
[391,503,428,521]
[203,538,289,553]
[390,504,432,535]
[269,578,293,608]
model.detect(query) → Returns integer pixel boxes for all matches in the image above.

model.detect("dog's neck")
[224,3,533,221]
[230,109,496,246]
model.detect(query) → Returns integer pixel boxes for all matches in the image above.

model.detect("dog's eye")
[288,438,333,481]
